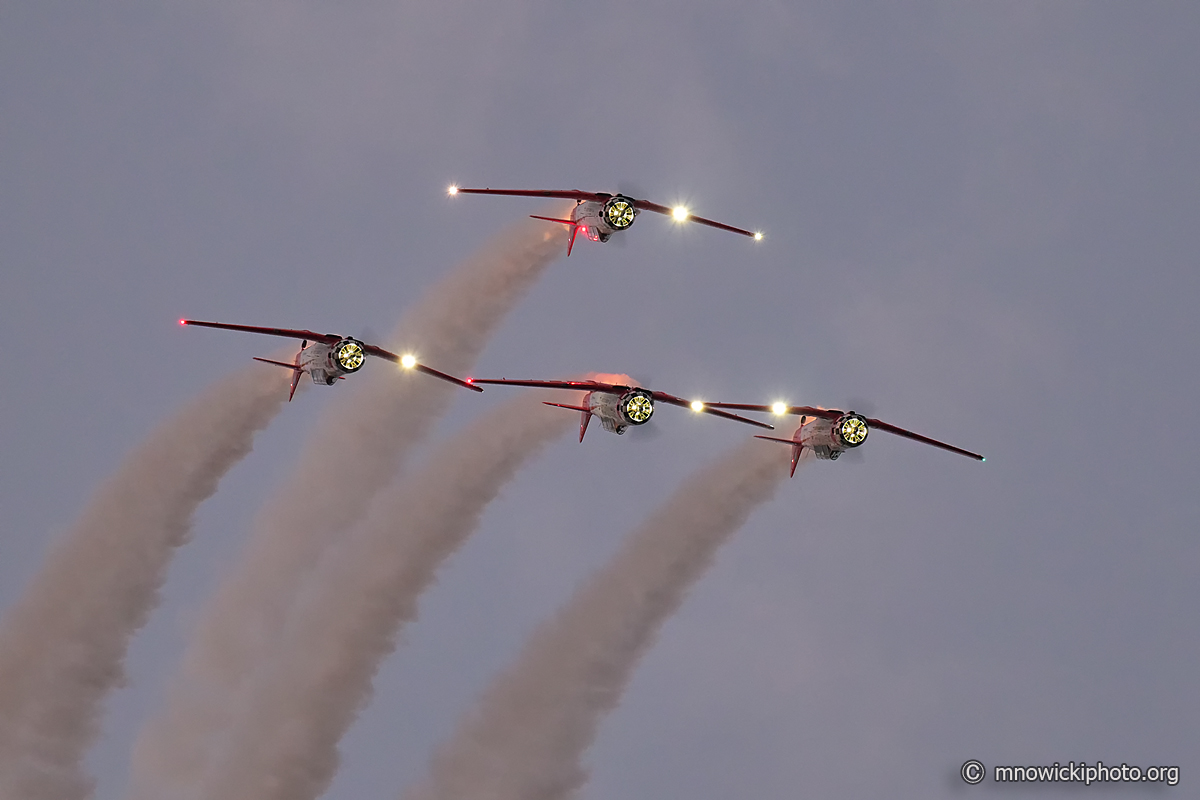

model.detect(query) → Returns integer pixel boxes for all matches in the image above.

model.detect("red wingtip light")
[179,319,186,326]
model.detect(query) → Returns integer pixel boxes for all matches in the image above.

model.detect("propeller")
[840,399,876,465]
[609,180,649,248]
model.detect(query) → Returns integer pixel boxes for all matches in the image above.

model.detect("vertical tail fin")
[789,416,806,477]
[538,400,593,441]
[252,350,307,401]
[755,416,806,477]
[288,340,307,402]
[579,407,592,442]
[527,215,580,257]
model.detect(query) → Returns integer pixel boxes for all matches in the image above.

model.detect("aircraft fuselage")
[569,195,639,243]
[791,413,870,460]
[583,389,655,435]
[299,338,367,385]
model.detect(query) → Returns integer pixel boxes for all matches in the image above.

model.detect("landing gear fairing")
[469,378,774,441]
[702,402,984,474]
[180,320,483,401]
[447,187,764,256]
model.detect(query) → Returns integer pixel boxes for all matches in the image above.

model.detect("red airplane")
[702,402,984,476]
[468,378,773,441]
[180,320,482,401]
[447,187,764,256]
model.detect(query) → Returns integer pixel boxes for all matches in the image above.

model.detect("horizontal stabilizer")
[253,357,304,372]
[755,434,804,477]
[529,215,576,226]
[543,401,590,413]
[754,435,801,446]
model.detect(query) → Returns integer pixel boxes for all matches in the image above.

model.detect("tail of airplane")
[754,416,807,477]
[252,339,308,401]
[529,215,580,256]
[542,401,592,442]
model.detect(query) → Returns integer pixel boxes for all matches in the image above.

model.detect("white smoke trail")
[0,363,287,800]
[129,211,568,800]
[403,438,788,800]
[200,390,580,800]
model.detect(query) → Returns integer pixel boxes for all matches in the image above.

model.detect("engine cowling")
[602,195,637,230]
[618,389,655,426]
[832,413,869,449]
[332,338,367,374]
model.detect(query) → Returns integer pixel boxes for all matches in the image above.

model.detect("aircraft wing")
[472,379,772,429]
[451,188,760,238]
[865,418,985,461]
[632,199,759,238]
[361,344,483,392]
[180,320,342,345]
[650,392,775,430]
[704,402,843,421]
[469,378,627,392]
[451,188,609,202]
[705,402,983,461]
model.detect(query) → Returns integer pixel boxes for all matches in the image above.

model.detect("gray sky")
[2,2,1197,798]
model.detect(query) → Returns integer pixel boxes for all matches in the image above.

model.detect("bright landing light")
[672,206,689,222]
[400,354,417,369]
[690,400,705,412]
[771,402,788,416]
[447,185,459,196]
[754,232,764,241]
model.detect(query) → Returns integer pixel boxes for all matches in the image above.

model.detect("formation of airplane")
[468,378,774,441]
[180,179,985,472]
[180,320,984,467]
[702,402,984,475]
[179,320,481,401]
[447,186,764,256]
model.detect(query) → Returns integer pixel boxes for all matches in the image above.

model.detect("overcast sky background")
[2,2,1197,798]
